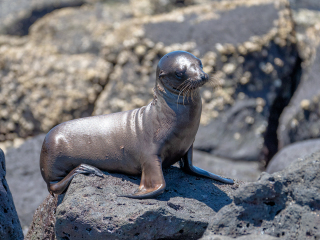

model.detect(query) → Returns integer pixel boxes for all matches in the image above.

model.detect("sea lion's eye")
[175,71,184,79]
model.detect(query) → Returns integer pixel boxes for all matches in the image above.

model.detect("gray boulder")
[27,166,243,240]
[204,150,320,239]
[267,138,320,174]
[0,148,24,240]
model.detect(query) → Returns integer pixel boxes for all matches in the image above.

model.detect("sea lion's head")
[156,51,209,94]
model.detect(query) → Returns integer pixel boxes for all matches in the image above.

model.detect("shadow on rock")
[114,166,233,212]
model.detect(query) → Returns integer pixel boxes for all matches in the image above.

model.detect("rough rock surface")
[204,151,320,239]
[93,0,299,162]
[0,36,112,141]
[0,148,24,240]
[25,194,60,240]
[27,166,243,240]
[278,23,320,150]
[267,138,320,174]
[5,134,47,234]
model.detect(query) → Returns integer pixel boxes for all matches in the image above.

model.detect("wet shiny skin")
[40,51,233,199]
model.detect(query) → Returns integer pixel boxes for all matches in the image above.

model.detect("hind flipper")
[180,145,234,184]
[119,155,166,199]
[49,164,104,195]
[74,164,103,177]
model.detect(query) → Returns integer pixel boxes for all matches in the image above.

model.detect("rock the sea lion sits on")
[40,51,234,199]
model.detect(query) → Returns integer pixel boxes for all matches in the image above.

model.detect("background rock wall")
[0,0,301,160]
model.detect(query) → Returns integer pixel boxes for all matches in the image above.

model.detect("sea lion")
[40,51,234,199]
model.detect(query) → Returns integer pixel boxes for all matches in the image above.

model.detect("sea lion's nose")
[201,73,208,81]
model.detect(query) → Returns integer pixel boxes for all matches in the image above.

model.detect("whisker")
[179,81,189,93]
[175,76,210,105]
[183,82,193,105]
[190,82,195,101]
[177,80,188,89]
[178,81,190,105]
[181,83,189,105]
[181,82,191,105]
[177,81,188,104]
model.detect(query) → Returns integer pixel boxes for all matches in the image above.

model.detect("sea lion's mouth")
[175,77,208,91]
[189,78,207,89]
[172,76,208,103]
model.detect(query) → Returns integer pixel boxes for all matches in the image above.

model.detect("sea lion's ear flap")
[159,70,166,78]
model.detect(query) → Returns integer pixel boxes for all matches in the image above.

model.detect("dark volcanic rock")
[0,148,24,240]
[267,138,320,174]
[278,24,320,150]
[25,194,60,240]
[204,150,320,239]
[95,0,299,162]
[27,166,243,240]
[5,134,48,233]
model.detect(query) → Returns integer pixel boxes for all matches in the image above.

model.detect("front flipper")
[180,145,234,184]
[119,155,166,199]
